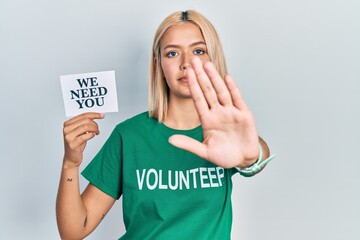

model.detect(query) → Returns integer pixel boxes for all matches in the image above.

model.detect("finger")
[64,112,104,126]
[71,122,101,137]
[65,131,97,150]
[64,113,104,134]
[64,118,100,136]
[191,58,219,108]
[64,123,100,148]
[224,75,249,110]
[186,66,209,116]
[203,61,233,106]
[168,134,208,160]
[78,131,97,143]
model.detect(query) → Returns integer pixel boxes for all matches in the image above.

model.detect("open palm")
[169,58,260,168]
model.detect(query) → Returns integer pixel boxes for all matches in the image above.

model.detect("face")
[159,22,210,99]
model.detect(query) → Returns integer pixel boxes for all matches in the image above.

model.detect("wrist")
[239,155,259,169]
[62,158,81,170]
[236,146,260,169]
[235,144,276,177]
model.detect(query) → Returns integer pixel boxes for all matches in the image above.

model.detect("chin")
[172,91,192,99]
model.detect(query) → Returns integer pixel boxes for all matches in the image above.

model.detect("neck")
[163,95,200,130]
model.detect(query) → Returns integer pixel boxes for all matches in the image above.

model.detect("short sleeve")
[81,127,122,199]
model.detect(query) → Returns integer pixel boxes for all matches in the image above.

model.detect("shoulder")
[114,111,158,134]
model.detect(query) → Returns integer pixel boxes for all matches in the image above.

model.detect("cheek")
[161,60,176,80]
[199,54,210,63]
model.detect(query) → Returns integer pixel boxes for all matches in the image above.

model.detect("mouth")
[178,76,188,83]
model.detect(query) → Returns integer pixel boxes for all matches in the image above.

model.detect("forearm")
[56,163,88,239]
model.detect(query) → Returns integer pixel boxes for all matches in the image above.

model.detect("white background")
[0,0,359,239]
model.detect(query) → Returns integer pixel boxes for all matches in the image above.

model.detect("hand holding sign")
[63,112,105,168]
[60,71,118,117]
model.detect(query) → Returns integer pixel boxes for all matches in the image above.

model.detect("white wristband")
[235,144,276,177]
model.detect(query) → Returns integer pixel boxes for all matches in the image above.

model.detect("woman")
[56,10,274,239]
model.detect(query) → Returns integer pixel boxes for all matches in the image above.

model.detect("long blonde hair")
[148,10,227,122]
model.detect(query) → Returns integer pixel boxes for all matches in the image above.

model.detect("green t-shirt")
[82,112,239,240]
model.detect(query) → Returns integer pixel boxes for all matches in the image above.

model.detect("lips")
[178,76,188,83]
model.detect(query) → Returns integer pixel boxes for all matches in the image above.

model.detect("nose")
[180,63,190,70]
[179,54,190,71]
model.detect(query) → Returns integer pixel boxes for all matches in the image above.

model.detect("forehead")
[160,22,205,47]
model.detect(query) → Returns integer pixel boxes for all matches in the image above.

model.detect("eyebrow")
[163,41,206,50]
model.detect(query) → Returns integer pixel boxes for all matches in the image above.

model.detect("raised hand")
[63,112,104,168]
[169,57,260,168]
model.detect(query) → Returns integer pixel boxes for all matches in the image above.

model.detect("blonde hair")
[148,10,228,122]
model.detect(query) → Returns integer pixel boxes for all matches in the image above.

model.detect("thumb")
[169,134,207,159]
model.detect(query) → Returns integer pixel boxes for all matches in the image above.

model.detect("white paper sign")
[60,70,118,117]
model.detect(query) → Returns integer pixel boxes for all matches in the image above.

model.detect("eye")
[166,51,179,58]
[194,49,205,55]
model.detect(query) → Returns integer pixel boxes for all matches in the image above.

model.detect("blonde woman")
[57,10,274,239]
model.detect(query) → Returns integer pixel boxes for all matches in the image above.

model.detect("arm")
[56,113,115,239]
